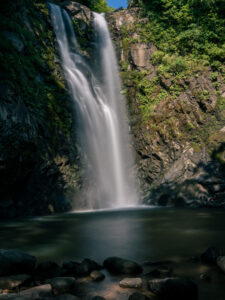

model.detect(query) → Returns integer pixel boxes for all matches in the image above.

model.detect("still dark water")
[0,206,225,299]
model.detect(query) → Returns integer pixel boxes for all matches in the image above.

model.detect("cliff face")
[1,0,225,218]
[107,7,225,207]
[0,0,83,218]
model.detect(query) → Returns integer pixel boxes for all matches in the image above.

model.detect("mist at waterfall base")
[49,4,138,210]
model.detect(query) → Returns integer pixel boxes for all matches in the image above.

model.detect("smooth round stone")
[90,271,105,281]
[103,257,142,275]
[119,278,142,289]
[47,277,76,295]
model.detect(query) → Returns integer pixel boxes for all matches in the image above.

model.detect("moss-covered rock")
[0,0,82,218]
[107,6,225,207]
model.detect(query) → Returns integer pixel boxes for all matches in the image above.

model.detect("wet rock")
[148,277,198,300]
[34,261,62,279]
[92,297,106,300]
[128,293,149,300]
[103,257,143,275]
[63,259,101,277]
[0,250,36,276]
[90,271,105,281]
[20,284,52,299]
[54,295,79,300]
[201,247,224,263]
[0,295,26,299]
[119,278,142,288]
[47,277,76,296]
[145,266,171,277]
[0,274,30,290]
[217,256,225,273]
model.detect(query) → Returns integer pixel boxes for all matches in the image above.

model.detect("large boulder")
[128,293,149,300]
[201,247,224,263]
[0,274,30,290]
[62,259,101,277]
[47,277,76,295]
[19,284,52,299]
[119,278,142,289]
[103,257,142,275]
[90,270,105,281]
[0,250,36,276]
[0,295,26,300]
[148,277,198,300]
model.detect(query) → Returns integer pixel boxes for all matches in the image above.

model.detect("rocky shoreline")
[0,247,224,299]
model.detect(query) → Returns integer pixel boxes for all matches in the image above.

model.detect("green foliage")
[0,0,73,147]
[75,0,114,12]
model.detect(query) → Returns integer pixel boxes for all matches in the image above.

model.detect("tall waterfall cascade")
[49,3,138,209]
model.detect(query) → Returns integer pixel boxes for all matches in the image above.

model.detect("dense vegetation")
[74,0,113,12]
[123,0,225,120]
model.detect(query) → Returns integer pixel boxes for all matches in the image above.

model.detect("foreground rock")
[62,259,101,277]
[0,274,30,290]
[45,295,79,300]
[0,250,36,276]
[47,277,76,295]
[201,247,224,263]
[20,284,52,299]
[0,295,26,299]
[149,277,198,300]
[217,256,225,273]
[128,293,149,300]
[34,261,62,280]
[103,257,142,275]
[119,278,142,289]
[90,271,105,281]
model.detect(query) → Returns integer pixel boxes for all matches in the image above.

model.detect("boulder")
[0,295,26,300]
[201,247,224,263]
[128,293,149,300]
[54,295,79,300]
[148,277,198,300]
[103,257,142,275]
[92,297,106,300]
[145,266,171,277]
[90,271,105,281]
[217,256,225,273]
[20,284,52,299]
[41,294,78,300]
[0,274,30,290]
[62,259,101,277]
[0,250,36,276]
[47,277,76,295]
[34,261,62,279]
[119,278,142,289]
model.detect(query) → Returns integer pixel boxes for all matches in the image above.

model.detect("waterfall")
[49,3,138,209]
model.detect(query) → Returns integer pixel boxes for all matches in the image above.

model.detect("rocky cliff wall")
[1,0,225,218]
[0,0,83,218]
[107,7,225,207]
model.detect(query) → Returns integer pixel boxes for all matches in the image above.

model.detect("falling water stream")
[49,4,138,209]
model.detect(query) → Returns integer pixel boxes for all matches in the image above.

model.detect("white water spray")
[49,4,138,209]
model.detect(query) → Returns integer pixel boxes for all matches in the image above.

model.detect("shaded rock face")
[148,277,198,300]
[0,0,83,219]
[107,8,225,207]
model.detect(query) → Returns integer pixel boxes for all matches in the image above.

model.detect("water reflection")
[0,207,225,265]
